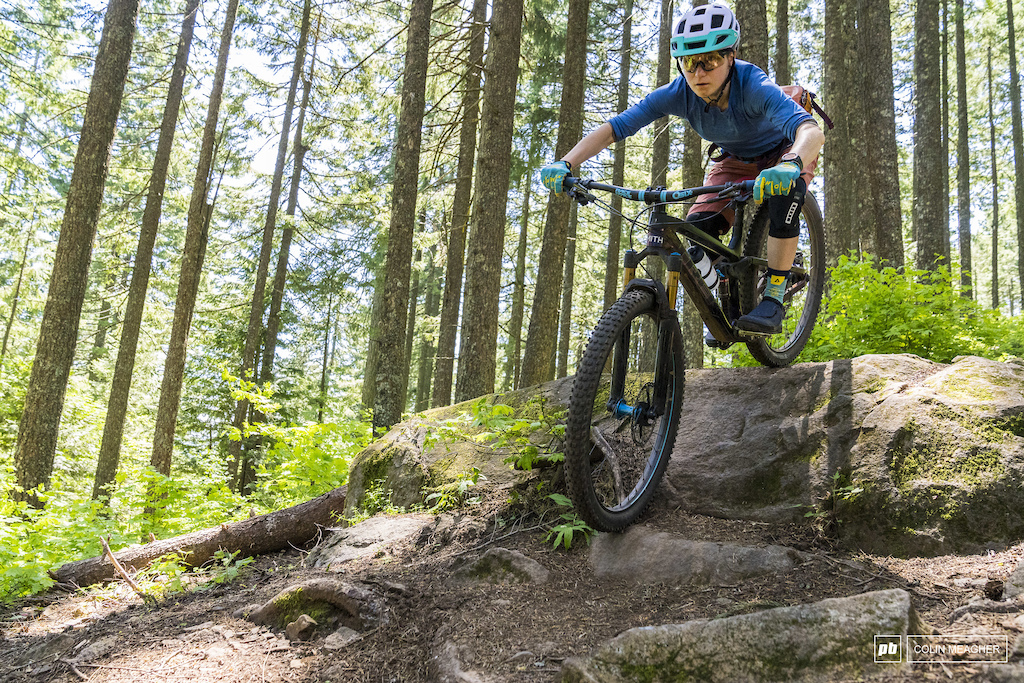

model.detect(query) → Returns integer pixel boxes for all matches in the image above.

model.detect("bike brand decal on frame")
[616,189,632,198]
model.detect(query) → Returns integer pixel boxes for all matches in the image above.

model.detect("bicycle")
[561,175,826,532]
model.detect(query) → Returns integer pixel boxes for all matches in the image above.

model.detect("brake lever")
[568,186,597,206]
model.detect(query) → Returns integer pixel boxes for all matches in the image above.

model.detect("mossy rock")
[840,356,1024,556]
[248,579,378,632]
[345,377,575,517]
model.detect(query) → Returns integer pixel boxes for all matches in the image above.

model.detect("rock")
[418,513,488,548]
[206,644,231,661]
[432,640,495,683]
[20,634,77,664]
[74,636,118,663]
[285,614,317,641]
[248,578,381,632]
[343,379,574,516]
[1005,565,1024,600]
[232,603,262,619]
[665,354,1024,556]
[323,626,361,650]
[308,515,433,569]
[589,525,803,586]
[560,589,922,682]
[841,356,1024,555]
[451,547,550,585]
[342,355,1024,557]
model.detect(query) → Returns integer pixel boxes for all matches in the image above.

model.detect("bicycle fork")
[606,251,682,424]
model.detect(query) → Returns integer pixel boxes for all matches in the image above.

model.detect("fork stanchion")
[666,252,682,312]
[622,250,639,291]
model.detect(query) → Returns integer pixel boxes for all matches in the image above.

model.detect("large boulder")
[559,589,923,683]
[348,355,1024,556]
[667,354,1024,556]
[344,378,574,517]
[841,355,1024,555]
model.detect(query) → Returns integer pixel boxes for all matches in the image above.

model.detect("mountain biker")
[541,2,825,335]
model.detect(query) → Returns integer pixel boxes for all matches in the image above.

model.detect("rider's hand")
[753,161,801,203]
[541,160,572,193]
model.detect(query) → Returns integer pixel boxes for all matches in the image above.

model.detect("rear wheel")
[564,289,684,532]
[740,192,826,367]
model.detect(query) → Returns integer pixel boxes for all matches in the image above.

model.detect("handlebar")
[564,176,754,206]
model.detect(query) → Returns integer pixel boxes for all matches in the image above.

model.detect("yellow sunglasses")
[678,50,731,73]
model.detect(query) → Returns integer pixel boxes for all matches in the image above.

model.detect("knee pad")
[767,178,807,239]
[687,211,730,236]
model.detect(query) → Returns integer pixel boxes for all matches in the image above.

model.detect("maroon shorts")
[685,148,818,227]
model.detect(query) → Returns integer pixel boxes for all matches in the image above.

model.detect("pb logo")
[874,635,902,663]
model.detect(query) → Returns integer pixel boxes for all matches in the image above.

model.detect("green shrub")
[731,254,1007,366]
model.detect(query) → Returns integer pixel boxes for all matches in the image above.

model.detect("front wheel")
[740,191,827,367]
[563,289,684,532]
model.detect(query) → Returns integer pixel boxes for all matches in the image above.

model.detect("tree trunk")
[940,0,950,260]
[361,280,384,411]
[414,248,439,412]
[91,0,198,498]
[261,3,317,384]
[13,0,140,505]
[989,46,1000,310]
[319,289,333,423]
[454,0,525,401]
[954,0,969,295]
[403,245,423,408]
[432,0,486,409]
[604,0,633,312]
[682,121,704,369]
[822,0,857,266]
[1007,0,1024,311]
[372,0,434,432]
[518,0,590,389]
[914,0,947,271]
[229,0,313,483]
[651,0,672,189]
[557,204,577,379]
[1,229,32,371]
[151,0,239,479]
[774,0,790,84]
[505,168,533,391]
[736,0,769,72]
[88,261,117,384]
[858,0,904,266]
[51,486,347,588]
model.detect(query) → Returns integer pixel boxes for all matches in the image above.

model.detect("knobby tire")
[740,192,827,367]
[564,289,684,532]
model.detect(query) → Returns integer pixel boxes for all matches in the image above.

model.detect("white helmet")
[671,3,740,57]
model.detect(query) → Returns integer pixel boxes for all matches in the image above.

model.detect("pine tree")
[519,0,591,388]
[93,0,201,501]
[454,0,525,401]
[151,0,240,479]
[432,0,486,408]
[14,0,141,505]
[914,0,948,270]
[372,0,434,431]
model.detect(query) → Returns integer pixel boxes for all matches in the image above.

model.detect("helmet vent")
[711,14,724,28]
[694,7,706,14]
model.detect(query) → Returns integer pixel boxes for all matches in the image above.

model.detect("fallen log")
[50,486,346,588]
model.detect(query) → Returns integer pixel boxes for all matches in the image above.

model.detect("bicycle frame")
[566,176,789,346]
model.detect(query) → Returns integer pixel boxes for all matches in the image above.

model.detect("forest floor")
[2,485,1023,683]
